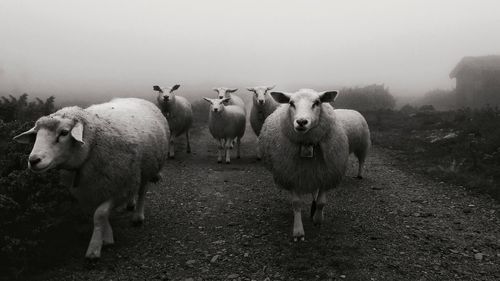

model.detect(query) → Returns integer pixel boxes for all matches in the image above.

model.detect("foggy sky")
[1,0,499,103]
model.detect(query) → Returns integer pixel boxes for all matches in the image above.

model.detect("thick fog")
[1,0,499,104]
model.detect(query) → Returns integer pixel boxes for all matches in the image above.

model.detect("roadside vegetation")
[364,106,500,200]
[0,95,80,278]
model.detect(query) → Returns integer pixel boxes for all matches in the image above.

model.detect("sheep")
[246,85,279,160]
[258,88,370,241]
[213,87,246,112]
[13,98,170,259]
[213,87,246,149]
[153,84,193,158]
[203,97,246,164]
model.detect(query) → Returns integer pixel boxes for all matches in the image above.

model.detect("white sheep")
[154,84,193,158]
[203,97,246,163]
[258,89,370,241]
[13,98,170,259]
[213,87,246,112]
[246,85,279,159]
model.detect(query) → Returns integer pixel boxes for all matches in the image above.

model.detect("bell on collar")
[300,144,314,158]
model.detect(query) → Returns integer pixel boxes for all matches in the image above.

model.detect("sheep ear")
[266,85,276,91]
[320,91,338,103]
[13,126,37,144]
[71,122,85,145]
[246,87,255,92]
[203,97,213,104]
[270,92,291,103]
[222,97,231,103]
[212,88,219,93]
[227,88,238,93]
[153,85,163,93]
[170,84,180,93]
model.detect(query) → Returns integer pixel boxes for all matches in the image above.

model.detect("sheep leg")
[217,139,224,163]
[256,144,262,161]
[86,199,114,259]
[291,191,305,242]
[224,139,232,164]
[236,137,241,159]
[186,131,191,153]
[102,216,114,246]
[168,135,175,158]
[131,183,148,226]
[312,189,327,226]
[356,157,365,179]
[126,196,136,211]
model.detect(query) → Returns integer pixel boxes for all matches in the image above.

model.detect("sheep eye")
[313,100,321,107]
[60,130,69,137]
[289,101,295,108]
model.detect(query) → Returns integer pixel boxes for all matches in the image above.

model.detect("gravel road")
[34,124,500,281]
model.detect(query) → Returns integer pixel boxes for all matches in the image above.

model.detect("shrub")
[335,84,396,111]
[0,94,77,277]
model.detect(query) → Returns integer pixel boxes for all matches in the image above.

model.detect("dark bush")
[0,94,77,278]
[335,84,396,111]
[418,88,457,111]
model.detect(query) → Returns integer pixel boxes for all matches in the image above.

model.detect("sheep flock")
[13,84,371,258]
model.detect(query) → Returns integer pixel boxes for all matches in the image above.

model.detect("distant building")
[450,55,500,108]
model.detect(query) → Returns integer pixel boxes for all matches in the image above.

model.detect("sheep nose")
[258,100,264,105]
[214,108,219,112]
[163,96,169,101]
[296,119,308,127]
[29,156,42,167]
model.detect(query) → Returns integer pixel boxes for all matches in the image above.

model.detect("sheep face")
[154,84,180,105]
[271,89,338,134]
[203,97,230,113]
[13,116,85,172]
[247,85,275,105]
[214,87,238,100]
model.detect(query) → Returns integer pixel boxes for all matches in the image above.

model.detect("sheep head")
[213,87,238,100]
[271,89,338,134]
[13,113,86,172]
[203,97,230,114]
[154,84,180,105]
[247,85,275,105]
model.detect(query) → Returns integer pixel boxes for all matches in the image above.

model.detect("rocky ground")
[31,124,500,281]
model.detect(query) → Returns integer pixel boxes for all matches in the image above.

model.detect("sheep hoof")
[236,155,241,159]
[126,203,136,211]
[186,149,191,153]
[313,217,323,227]
[225,161,230,164]
[217,160,222,164]
[256,157,261,161]
[85,249,101,260]
[355,175,363,180]
[131,214,144,227]
[293,236,305,242]
[168,155,175,159]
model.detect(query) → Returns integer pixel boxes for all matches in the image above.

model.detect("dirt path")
[35,124,500,281]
